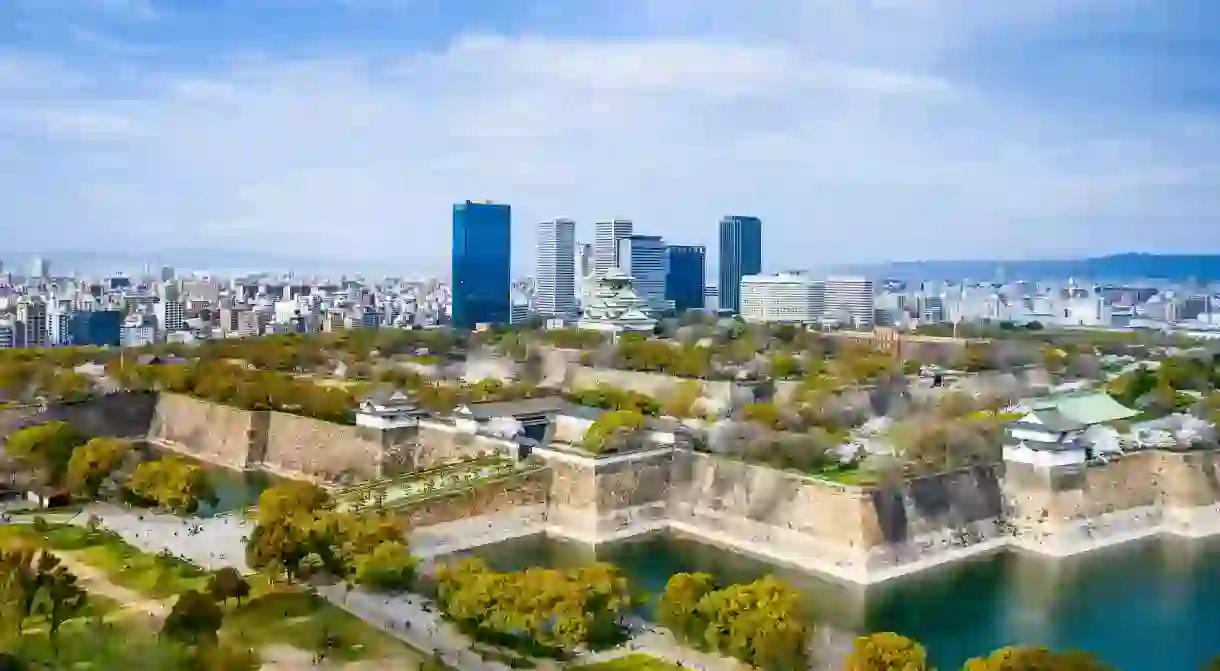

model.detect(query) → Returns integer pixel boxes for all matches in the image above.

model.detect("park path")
[50,550,170,620]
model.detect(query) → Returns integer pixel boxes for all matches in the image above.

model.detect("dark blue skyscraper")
[666,245,706,313]
[68,310,122,347]
[718,215,762,314]
[451,200,511,329]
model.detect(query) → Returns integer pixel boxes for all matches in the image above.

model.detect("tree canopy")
[4,421,86,495]
[125,456,218,515]
[434,557,635,656]
[655,572,808,671]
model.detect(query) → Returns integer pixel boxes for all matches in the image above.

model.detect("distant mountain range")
[841,253,1220,283]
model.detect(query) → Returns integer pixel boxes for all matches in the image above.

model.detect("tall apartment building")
[665,245,706,314]
[594,219,633,278]
[0,320,14,349]
[718,215,762,314]
[47,302,73,346]
[155,298,187,333]
[824,276,876,329]
[16,300,48,348]
[740,273,825,323]
[535,218,577,317]
[617,234,669,315]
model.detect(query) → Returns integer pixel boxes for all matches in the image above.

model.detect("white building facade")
[740,273,825,323]
[535,218,577,317]
[824,276,875,329]
[594,219,633,279]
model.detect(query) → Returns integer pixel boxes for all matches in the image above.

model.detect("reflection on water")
[457,532,1220,669]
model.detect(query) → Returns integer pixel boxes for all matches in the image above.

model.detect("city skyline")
[3,1,1220,274]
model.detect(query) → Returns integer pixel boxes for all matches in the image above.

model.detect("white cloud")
[0,0,1218,274]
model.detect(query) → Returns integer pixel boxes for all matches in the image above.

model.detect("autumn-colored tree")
[843,632,930,671]
[655,572,717,643]
[254,481,329,527]
[696,576,809,671]
[434,557,635,654]
[65,437,132,498]
[125,456,218,515]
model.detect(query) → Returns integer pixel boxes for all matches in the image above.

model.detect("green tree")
[844,632,930,671]
[434,558,635,654]
[125,457,218,514]
[161,591,224,645]
[695,576,808,671]
[962,646,1116,671]
[254,481,329,527]
[582,410,646,454]
[768,352,802,379]
[5,421,86,497]
[353,541,417,592]
[31,560,88,651]
[65,437,132,498]
[206,567,250,606]
[655,572,717,644]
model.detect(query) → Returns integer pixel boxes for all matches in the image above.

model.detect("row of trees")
[244,482,417,593]
[566,384,662,417]
[5,422,224,514]
[5,422,130,502]
[107,359,358,423]
[434,557,635,656]
[845,631,1119,670]
[655,572,809,671]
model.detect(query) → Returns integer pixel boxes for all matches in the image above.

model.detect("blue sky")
[2,0,1219,274]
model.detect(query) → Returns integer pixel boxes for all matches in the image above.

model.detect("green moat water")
[462,532,1220,670]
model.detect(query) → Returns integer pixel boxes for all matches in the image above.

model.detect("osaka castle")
[577,267,657,335]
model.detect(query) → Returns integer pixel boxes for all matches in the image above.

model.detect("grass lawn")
[0,523,210,599]
[571,654,690,670]
[222,575,424,664]
[1,523,424,665]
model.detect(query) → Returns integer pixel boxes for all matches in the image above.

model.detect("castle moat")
[459,531,1220,670]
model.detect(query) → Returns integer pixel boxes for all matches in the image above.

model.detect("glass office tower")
[718,215,762,314]
[666,245,706,313]
[451,200,511,328]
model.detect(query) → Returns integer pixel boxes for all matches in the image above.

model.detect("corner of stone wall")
[246,410,271,467]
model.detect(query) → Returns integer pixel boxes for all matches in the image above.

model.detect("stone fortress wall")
[533,443,1220,584]
[10,392,1220,584]
[3,392,501,485]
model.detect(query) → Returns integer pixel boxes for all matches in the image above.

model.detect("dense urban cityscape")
[4,203,1220,350]
[6,0,1220,669]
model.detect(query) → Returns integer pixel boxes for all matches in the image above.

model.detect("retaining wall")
[393,468,549,528]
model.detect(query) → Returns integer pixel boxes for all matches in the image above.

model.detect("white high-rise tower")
[536,219,577,317]
[594,219,633,278]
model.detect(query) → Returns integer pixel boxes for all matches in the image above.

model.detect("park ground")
[0,520,427,670]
